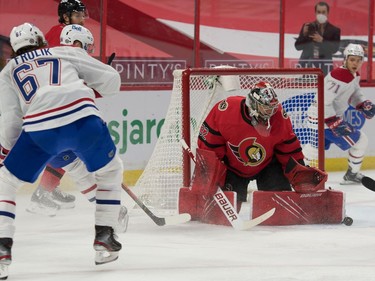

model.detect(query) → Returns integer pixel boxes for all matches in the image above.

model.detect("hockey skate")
[51,186,75,209]
[0,238,12,280]
[115,205,129,233]
[26,186,60,217]
[341,168,364,185]
[93,225,122,265]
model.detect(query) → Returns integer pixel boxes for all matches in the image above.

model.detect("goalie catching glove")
[284,157,328,193]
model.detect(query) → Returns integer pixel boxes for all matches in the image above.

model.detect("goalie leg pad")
[250,189,345,225]
[178,187,237,226]
[202,191,237,226]
[190,148,227,196]
[178,187,200,220]
[179,148,230,225]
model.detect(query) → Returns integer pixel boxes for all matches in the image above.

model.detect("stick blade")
[362,176,375,191]
[239,208,276,230]
[164,213,191,226]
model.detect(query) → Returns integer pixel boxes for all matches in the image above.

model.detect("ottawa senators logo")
[228,137,266,166]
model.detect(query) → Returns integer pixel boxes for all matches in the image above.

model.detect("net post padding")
[135,68,324,212]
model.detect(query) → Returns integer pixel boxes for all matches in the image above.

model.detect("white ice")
[10,170,375,281]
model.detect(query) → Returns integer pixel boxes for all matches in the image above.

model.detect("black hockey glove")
[325,116,353,137]
[357,100,375,119]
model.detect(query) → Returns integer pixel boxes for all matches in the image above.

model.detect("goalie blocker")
[179,148,346,226]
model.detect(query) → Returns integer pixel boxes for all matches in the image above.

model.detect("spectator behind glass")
[294,1,341,76]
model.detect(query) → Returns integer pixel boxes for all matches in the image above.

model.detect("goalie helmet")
[246,81,279,124]
[58,0,87,24]
[10,22,46,53]
[343,43,364,60]
[60,24,94,53]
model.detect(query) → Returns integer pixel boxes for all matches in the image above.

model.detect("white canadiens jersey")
[324,66,365,119]
[0,46,121,150]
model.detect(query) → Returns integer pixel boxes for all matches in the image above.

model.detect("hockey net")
[134,68,324,212]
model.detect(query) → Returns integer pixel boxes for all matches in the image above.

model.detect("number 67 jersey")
[0,46,121,150]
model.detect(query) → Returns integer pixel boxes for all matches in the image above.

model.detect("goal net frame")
[135,67,325,211]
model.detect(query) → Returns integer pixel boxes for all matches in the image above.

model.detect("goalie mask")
[246,82,279,128]
[10,22,46,53]
[60,24,94,53]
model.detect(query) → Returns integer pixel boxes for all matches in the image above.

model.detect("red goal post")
[135,67,325,211]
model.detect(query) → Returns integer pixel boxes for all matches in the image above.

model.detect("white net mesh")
[135,68,323,212]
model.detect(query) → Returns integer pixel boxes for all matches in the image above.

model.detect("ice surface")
[10,170,375,281]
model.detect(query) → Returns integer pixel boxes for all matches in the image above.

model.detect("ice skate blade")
[26,202,58,217]
[54,202,75,209]
[340,180,362,186]
[0,264,9,280]
[95,250,119,265]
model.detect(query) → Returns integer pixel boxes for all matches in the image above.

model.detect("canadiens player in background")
[26,0,88,215]
[324,43,375,184]
[197,81,305,211]
[25,0,129,233]
[0,23,123,279]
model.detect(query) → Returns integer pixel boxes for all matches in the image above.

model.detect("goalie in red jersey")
[179,78,352,225]
[197,82,306,206]
[178,80,343,227]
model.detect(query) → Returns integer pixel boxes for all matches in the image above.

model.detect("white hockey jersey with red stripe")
[0,46,121,150]
[324,66,366,119]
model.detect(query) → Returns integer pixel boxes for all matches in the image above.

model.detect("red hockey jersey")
[197,96,304,178]
[45,24,65,47]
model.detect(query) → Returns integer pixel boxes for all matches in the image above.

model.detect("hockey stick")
[180,139,275,230]
[213,188,275,230]
[107,52,116,65]
[362,176,375,192]
[180,139,197,162]
[121,184,191,226]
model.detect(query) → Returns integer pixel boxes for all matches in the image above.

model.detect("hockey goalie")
[179,149,345,226]
[179,81,346,226]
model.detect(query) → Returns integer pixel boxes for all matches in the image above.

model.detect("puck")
[343,216,353,226]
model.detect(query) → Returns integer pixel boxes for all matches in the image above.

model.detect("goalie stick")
[213,188,275,230]
[180,139,275,230]
[362,176,375,192]
[121,184,191,226]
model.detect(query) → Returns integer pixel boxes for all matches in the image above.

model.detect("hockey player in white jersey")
[0,23,123,278]
[27,0,89,216]
[324,43,375,184]
[24,24,129,233]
